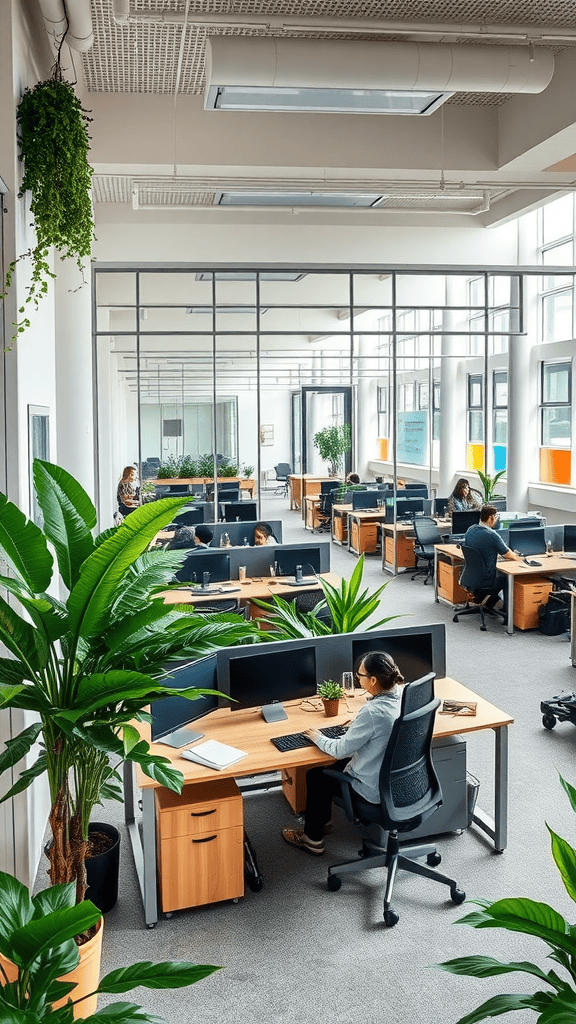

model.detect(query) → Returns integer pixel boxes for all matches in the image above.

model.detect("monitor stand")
[261,702,288,723]
[287,578,315,587]
[157,728,204,747]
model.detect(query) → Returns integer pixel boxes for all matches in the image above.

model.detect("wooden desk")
[124,675,513,927]
[434,544,576,635]
[303,494,324,531]
[348,509,388,556]
[331,503,352,545]
[163,572,340,618]
[288,474,336,513]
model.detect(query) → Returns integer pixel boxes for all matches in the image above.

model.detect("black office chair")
[411,516,443,584]
[452,545,506,631]
[192,598,244,615]
[314,488,338,534]
[325,674,465,927]
[274,463,291,497]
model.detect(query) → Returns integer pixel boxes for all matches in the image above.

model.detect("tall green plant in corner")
[0,460,259,905]
[1,64,94,346]
[313,424,352,477]
[437,773,576,1023]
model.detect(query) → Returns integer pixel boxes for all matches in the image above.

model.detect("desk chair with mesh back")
[411,516,443,583]
[315,488,338,533]
[452,544,506,631]
[325,674,465,927]
[274,463,291,496]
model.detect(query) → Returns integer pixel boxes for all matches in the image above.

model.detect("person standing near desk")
[282,652,404,856]
[464,504,522,608]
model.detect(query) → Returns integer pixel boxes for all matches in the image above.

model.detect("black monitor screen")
[175,551,231,583]
[402,486,428,498]
[352,490,377,510]
[510,527,546,556]
[224,502,257,522]
[172,506,204,527]
[151,656,218,742]
[564,524,576,552]
[352,632,434,684]
[277,547,321,577]
[229,645,317,712]
[321,480,339,494]
[396,497,425,518]
[452,509,481,534]
[434,497,450,517]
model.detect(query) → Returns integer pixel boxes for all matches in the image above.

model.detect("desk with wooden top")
[288,474,336,513]
[124,675,513,927]
[381,518,451,575]
[162,572,340,619]
[434,543,576,634]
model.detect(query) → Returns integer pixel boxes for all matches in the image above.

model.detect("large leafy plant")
[313,424,352,477]
[252,555,398,639]
[0,460,259,904]
[1,72,94,347]
[437,773,576,1023]
[477,469,506,503]
[0,872,219,1022]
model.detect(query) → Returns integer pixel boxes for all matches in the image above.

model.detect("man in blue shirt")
[464,504,521,607]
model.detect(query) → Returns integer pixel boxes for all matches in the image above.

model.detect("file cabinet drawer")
[159,826,244,911]
[156,779,243,838]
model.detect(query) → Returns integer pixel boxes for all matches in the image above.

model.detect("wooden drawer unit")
[282,764,308,813]
[513,577,554,631]
[437,558,469,604]
[351,520,379,554]
[333,514,347,543]
[385,533,417,568]
[156,778,244,912]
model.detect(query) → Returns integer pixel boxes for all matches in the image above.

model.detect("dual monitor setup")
[174,542,329,587]
[150,622,446,745]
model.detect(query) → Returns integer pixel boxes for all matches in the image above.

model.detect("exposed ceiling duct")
[37,0,94,52]
[204,36,554,114]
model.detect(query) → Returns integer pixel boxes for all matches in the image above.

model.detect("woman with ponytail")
[282,651,405,856]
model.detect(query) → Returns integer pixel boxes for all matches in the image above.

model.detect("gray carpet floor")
[93,494,576,1024]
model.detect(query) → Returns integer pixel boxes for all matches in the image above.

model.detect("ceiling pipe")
[37,0,94,51]
[110,3,576,45]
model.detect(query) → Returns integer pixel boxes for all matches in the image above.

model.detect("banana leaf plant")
[0,871,220,1022]
[436,773,576,1023]
[251,555,400,639]
[477,469,506,503]
[0,460,260,904]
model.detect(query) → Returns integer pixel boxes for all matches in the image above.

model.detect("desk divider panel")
[215,623,447,705]
[175,540,330,581]
[208,521,283,547]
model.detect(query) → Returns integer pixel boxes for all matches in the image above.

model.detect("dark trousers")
[485,572,508,609]
[304,759,350,841]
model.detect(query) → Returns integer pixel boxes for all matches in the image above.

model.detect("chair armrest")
[325,769,356,821]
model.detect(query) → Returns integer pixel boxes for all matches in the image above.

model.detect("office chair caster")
[542,714,556,730]
[327,873,342,891]
[383,908,399,928]
[427,851,441,867]
[450,888,466,905]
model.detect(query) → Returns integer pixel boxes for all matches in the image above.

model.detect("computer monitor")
[150,656,219,747]
[403,485,428,498]
[434,497,450,517]
[320,480,339,494]
[396,497,425,519]
[510,527,546,556]
[174,551,231,584]
[227,644,317,720]
[508,518,543,532]
[492,499,507,512]
[451,509,481,535]
[172,506,204,528]
[224,502,258,522]
[352,490,378,510]
[276,546,322,578]
[352,631,434,684]
[564,524,576,553]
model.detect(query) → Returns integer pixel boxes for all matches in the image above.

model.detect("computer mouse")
[523,558,541,567]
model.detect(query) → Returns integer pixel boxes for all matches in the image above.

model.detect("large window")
[539,195,575,343]
[467,374,484,443]
[541,362,571,448]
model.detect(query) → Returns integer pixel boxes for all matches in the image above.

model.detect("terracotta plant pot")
[0,918,103,1019]
[322,698,340,717]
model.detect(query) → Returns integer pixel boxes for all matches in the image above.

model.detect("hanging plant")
[1,66,94,346]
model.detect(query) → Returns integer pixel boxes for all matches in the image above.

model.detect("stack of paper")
[181,739,247,771]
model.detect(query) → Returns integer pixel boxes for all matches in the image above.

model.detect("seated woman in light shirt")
[281,651,404,856]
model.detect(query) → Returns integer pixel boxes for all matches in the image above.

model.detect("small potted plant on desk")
[318,680,344,717]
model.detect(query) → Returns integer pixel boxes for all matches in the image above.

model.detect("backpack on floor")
[538,594,570,636]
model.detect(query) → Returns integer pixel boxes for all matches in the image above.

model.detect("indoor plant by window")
[0,460,259,908]
[1,62,94,346]
[313,424,352,477]
[477,469,506,503]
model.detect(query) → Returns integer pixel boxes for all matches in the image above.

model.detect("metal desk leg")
[470,724,508,852]
[571,593,576,667]
[506,575,514,634]
[434,548,439,602]
[123,762,158,928]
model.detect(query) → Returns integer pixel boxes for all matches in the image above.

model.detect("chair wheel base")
[327,874,341,891]
[427,852,441,867]
[451,888,466,905]
[384,909,399,927]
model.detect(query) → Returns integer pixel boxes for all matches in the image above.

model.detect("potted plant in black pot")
[0,461,259,936]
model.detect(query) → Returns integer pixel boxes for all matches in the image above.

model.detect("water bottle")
[546,540,553,557]
[222,532,231,547]
[243,536,249,546]
[202,572,210,588]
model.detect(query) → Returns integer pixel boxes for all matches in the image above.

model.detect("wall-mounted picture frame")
[260,424,274,445]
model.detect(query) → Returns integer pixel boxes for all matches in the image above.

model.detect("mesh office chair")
[452,544,506,631]
[314,488,338,534]
[274,463,291,496]
[325,674,465,927]
[411,516,443,584]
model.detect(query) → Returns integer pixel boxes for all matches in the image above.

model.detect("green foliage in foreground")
[0,872,220,1022]
[436,773,576,1023]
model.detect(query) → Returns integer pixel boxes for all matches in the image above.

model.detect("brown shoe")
[282,828,325,855]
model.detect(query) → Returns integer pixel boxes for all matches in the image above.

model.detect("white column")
[506,274,531,511]
[55,257,95,498]
[357,333,376,479]
[438,277,463,496]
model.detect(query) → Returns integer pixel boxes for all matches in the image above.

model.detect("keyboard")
[271,725,349,752]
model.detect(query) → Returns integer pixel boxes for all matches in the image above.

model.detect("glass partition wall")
[93,266,574,527]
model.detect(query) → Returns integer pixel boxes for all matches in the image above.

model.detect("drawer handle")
[192,835,217,844]
[190,809,217,817]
